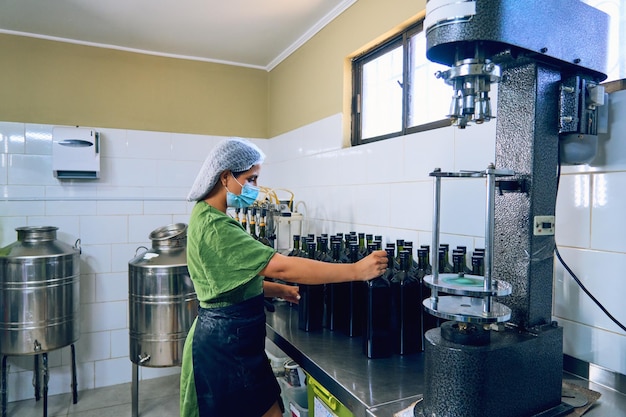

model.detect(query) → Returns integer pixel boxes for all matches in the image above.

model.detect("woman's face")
[230,164,261,194]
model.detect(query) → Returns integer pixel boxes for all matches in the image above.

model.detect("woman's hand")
[263,280,301,304]
[355,250,388,281]
[278,284,301,304]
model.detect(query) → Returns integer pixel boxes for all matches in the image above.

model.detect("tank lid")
[150,223,187,249]
[16,226,59,243]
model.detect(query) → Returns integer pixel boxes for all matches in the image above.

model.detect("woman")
[180,138,388,417]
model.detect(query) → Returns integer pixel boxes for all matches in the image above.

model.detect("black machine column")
[494,62,561,329]
[416,1,608,416]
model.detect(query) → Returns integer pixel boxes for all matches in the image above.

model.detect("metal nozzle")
[439,46,501,128]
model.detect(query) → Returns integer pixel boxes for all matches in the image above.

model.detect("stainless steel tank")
[128,223,197,367]
[0,226,81,355]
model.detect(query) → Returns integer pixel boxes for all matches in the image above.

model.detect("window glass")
[352,21,450,146]
[408,30,451,128]
[361,45,403,140]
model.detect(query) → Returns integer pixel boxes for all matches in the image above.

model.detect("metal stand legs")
[34,354,41,401]
[42,353,49,417]
[1,356,7,417]
[0,344,78,417]
[132,362,139,417]
[71,344,78,404]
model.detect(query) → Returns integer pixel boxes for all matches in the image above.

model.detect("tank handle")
[74,238,82,254]
[138,353,151,364]
[135,246,149,256]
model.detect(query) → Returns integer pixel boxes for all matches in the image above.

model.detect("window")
[352,21,451,145]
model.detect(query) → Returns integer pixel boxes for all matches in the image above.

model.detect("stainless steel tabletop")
[266,302,425,417]
[266,301,626,417]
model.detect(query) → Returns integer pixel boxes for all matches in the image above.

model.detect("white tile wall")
[1,90,625,402]
[261,109,626,379]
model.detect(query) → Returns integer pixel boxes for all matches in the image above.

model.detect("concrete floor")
[5,374,180,417]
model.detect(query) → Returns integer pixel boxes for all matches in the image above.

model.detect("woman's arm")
[260,250,387,285]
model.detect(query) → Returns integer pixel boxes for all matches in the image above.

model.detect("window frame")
[351,20,450,146]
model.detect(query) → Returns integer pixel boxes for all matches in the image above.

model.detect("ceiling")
[0,0,355,71]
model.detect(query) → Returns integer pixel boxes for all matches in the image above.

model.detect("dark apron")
[192,294,280,416]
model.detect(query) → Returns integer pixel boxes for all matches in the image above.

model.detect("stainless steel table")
[266,301,626,417]
[266,302,424,417]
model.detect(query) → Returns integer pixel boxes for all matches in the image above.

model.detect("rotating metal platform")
[423,295,511,323]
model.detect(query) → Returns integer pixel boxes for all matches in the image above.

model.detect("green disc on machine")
[442,275,484,287]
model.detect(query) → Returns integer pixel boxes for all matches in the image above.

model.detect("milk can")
[0,226,81,355]
[128,223,197,368]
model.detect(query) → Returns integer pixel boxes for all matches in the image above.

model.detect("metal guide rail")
[424,166,515,324]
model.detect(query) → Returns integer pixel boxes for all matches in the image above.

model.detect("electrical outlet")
[534,215,555,236]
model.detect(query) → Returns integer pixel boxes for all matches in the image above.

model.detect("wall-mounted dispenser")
[53,126,100,179]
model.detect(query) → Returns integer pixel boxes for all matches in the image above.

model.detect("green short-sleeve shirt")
[187,202,276,307]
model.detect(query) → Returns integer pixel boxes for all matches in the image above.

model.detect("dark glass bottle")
[472,253,485,276]
[249,207,258,240]
[342,243,366,337]
[345,234,357,259]
[473,248,485,257]
[345,232,355,252]
[338,235,351,263]
[241,207,248,233]
[438,245,454,273]
[454,246,472,274]
[258,208,272,247]
[366,234,374,249]
[298,241,324,332]
[404,241,419,273]
[316,236,333,262]
[420,245,432,275]
[357,233,367,259]
[326,239,347,332]
[452,251,464,274]
[335,233,345,254]
[396,239,405,256]
[386,243,400,271]
[391,251,422,355]
[283,235,302,308]
[418,248,437,348]
[234,207,241,223]
[363,247,393,359]
[288,235,302,257]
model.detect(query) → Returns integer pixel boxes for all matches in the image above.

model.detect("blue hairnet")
[187,138,265,201]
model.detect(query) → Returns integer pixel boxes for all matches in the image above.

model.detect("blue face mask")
[226,174,260,208]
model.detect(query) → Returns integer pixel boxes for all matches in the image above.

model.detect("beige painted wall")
[268,0,426,140]
[0,0,425,139]
[0,34,268,137]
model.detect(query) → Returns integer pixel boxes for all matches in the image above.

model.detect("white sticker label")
[313,397,339,417]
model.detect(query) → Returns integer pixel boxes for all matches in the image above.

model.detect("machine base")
[417,324,564,417]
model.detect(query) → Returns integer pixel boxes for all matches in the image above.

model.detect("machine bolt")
[434,70,449,80]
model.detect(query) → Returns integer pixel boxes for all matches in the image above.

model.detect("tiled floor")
[5,374,180,417]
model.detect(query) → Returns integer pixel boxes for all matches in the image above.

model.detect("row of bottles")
[287,232,486,359]
[235,206,273,247]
